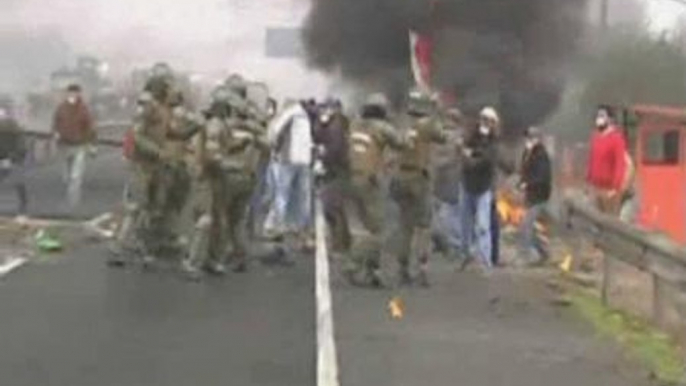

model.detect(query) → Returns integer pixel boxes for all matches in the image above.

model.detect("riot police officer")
[389,89,447,287]
[343,93,406,287]
[182,84,267,279]
[109,77,200,267]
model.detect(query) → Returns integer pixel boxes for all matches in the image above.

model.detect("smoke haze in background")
[304,0,590,136]
[1,0,329,99]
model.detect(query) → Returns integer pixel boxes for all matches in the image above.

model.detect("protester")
[313,99,351,253]
[432,107,463,260]
[586,105,628,216]
[52,84,95,213]
[516,127,552,266]
[459,107,500,271]
[0,104,28,216]
[265,100,314,244]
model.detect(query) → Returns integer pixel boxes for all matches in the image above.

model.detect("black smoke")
[303,0,589,138]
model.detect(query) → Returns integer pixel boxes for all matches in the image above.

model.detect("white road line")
[85,212,114,228]
[0,256,27,277]
[315,198,341,386]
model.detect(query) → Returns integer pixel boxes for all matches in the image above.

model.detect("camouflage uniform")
[111,66,199,265]
[183,84,267,278]
[343,94,405,287]
[389,90,447,286]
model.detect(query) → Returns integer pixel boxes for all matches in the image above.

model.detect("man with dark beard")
[586,105,628,216]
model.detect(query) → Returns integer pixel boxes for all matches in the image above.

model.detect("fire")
[496,189,551,249]
[497,191,526,226]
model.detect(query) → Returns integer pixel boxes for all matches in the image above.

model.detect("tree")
[546,25,686,141]
[581,28,686,108]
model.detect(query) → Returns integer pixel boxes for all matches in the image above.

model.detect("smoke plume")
[304,0,589,136]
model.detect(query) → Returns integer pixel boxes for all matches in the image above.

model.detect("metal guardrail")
[22,120,130,148]
[561,193,686,328]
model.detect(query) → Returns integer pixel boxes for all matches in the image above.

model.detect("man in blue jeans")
[265,100,314,239]
[459,107,500,271]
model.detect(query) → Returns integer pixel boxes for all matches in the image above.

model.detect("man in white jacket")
[265,100,314,239]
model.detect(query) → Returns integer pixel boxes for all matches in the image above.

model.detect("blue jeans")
[460,187,493,268]
[287,164,312,231]
[59,144,87,211]
[265,162,312,233]
[434,200,462,254]
[519,203,549,262]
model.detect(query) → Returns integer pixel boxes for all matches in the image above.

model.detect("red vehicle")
[623,105,686,243]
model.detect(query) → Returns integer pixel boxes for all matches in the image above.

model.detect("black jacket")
[520,143,552,206]
[313,113,350,176]
[0,118,26,163]
[462,130,497,195]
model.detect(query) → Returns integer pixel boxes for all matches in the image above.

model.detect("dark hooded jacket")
[520,142,552,206]
[462,128,497,195]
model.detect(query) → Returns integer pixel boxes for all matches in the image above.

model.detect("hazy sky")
[1,0,685,96]
[2,0,304,65]
[1,0,330,97]
[4,0,683,65]
[647,0,686,30]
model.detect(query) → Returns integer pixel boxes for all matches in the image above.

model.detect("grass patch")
[568,290,684,384]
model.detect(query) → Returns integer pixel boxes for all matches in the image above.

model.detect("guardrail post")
[652,273,664,327]
[601,254,611,306]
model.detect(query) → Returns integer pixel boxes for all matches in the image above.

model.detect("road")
[0,147,127,220]
[0,244,315,386]
[0,154,657,386]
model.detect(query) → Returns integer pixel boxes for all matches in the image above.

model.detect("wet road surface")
[0,245,315,386]
[0,147,127,220]
[330,261,653,386]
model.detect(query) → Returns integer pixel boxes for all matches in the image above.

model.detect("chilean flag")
[409,30,433,92]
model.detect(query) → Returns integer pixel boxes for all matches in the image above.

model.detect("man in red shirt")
[52,84,96,213]
[586,105,627,215]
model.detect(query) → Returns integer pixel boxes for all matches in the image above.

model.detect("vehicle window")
[643,129,680,165]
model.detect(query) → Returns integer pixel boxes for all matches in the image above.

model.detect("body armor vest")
[349,118,385,177]
[398,116,435,172]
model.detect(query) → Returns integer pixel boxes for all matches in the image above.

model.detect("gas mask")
[595,116,609,129]
[319,110,333,124]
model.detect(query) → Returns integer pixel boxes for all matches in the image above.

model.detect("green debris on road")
[34,229,63,253]
[569,290,684,384]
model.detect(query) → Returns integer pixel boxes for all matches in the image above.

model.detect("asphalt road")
[0,144,662,386]
[0,241,658,386]
[330,260,655,386]
[0,147,127,220]
[0,245,316,386]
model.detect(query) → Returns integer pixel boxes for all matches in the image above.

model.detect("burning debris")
[303,0,589,137]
